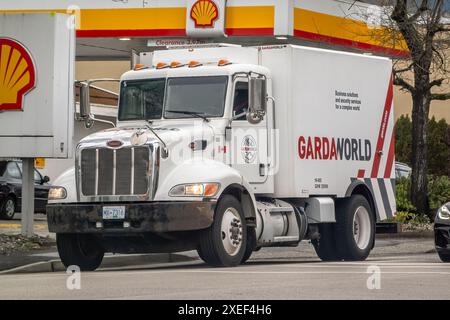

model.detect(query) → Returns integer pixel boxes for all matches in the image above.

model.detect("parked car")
[435,202,450,262]
[395,162,412,179]
[0,160,51,220]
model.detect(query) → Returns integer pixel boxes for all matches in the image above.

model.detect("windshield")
[164,76,228,119]
[118,79,165,121]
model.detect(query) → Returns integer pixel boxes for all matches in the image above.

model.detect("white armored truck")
[47,45,396,270]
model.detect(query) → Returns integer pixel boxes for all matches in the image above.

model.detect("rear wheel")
[56,234,104,271]
[198,195,247,267]
[438,251,450,263]
[0,196,16,220]
[312,223,342,261]
[335,195,375,261]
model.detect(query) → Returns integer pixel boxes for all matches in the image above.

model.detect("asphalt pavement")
[1,214,448,300]
[0,251,447,300]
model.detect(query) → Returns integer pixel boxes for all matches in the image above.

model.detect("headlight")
[48,187,67,200]
[437,205,450,220]
[169,183,220,197]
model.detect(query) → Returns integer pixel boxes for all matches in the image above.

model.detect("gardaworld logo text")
[298,136,372,161]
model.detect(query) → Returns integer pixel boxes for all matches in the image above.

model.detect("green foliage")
[395,115,412,165]
[395,175,450,218]
[394,116,450,176]
[428,117,450,176]
[428,175,450,213]
[392,211,430,225]
[395,177,416,213]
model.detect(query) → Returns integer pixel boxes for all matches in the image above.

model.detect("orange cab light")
[156,62,169,69]
[218,59,231,66]
[170,61,184,68]
[188,60,202,68]
[134,63,145,70]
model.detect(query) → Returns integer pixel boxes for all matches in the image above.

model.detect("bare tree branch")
[393,74,415,93]
[428,78,445,89]
[394,62,414,73]
[430,93,450,100]
[408,0,429,22]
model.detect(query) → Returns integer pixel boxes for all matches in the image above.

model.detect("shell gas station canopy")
[1,0,409,60]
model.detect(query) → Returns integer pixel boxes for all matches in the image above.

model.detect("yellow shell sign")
[190,0,219,28]
[0,38,36,111]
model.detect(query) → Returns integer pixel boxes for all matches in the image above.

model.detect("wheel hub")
[5,200,14,216]
[221,208,243,256]
[352,206,371,250]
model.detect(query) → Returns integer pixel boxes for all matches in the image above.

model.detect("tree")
[360,0,450,214]
[391,0,450,214]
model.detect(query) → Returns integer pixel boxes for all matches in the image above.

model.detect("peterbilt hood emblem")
[106,140,124,148]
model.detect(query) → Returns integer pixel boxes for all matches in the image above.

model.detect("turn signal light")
[169,183,220,197]
[218,59,231,66]
[156,62,169,69]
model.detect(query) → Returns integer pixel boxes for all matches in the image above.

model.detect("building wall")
[76,60,131,93]
[394,87,450,122]
[39,118,114,181]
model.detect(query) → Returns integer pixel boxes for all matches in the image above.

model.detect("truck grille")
[80,146,150,196]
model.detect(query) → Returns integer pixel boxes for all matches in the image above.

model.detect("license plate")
[102,206,125,220]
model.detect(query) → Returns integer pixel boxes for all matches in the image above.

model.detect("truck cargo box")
[261,45,395,220]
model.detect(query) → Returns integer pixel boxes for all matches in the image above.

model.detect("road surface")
[0,245,448,300]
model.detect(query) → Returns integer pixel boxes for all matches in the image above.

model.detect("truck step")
[273,236,299,243]
[267,206,295,213]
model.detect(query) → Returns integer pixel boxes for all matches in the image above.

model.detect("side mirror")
[247,77,267,124]
[42,176,50,184]
[79,82,91,120]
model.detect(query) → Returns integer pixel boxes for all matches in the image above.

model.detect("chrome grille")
[80,146,150,196]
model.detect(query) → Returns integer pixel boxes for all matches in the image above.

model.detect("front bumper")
[47,201,216,234]
[434,223,450,253]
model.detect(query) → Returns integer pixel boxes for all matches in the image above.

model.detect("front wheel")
[335,195,375,261]
[56,234,104,271]
[241,227,257,264]
[1,197,16,220]
[198,195,247,267]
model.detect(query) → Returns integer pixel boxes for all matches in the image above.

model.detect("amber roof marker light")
[156,62,170,69]
[218,59,232,66]
[188,60,202,68]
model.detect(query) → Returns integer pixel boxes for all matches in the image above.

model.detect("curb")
[0,253,197,275]
[376,230,434,239]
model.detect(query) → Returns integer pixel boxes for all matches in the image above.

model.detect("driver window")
[233,82,248,121]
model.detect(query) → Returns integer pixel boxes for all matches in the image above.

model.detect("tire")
[198,195,247,267]
[438,251,450,263]
[56,234,104,271]
[335,195,375,261]
[241,227,257,264]
[0,196,16,220]
[312,223,342,261]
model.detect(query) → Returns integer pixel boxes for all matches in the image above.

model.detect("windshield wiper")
[166,110,210,122]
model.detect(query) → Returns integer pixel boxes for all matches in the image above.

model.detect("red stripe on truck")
[370,75,393,178]
[357,169,365,178]
[384,130,395,178]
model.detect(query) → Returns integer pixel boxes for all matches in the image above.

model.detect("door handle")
[259,163,266,177]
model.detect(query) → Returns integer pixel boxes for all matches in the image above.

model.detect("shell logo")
[190,0,219,28]
[0,38,36,111]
